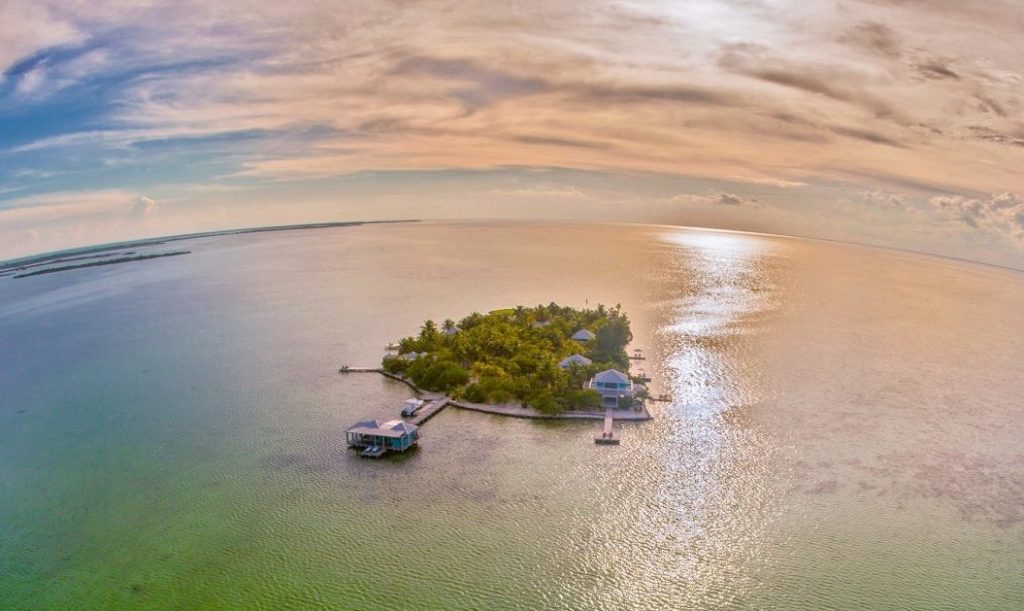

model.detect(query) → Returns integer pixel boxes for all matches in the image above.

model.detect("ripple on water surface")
[0,222,1022,609]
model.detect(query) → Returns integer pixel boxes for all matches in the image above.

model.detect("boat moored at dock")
[400,398,425,417]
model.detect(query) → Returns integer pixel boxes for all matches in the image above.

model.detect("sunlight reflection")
[630,228,779,602]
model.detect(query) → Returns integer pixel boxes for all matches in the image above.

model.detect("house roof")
[571,329,596,341]
[559,354,593,367]
[593,368,630,385]
[346,419,419,438]
[442,325,460,335]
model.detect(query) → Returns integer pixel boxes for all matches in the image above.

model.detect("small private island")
[342,303,652,457]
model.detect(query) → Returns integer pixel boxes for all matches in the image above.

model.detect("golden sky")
[1,1,1022,264]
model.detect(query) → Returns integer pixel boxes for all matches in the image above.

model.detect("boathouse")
[571,329,596,342]
[346,419,420,457]
[559,354,592,369]
[588,369,635,408]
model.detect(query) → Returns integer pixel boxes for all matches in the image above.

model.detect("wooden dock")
[339,366,422,394]
[409,398,450,426]
[595,409,620,444]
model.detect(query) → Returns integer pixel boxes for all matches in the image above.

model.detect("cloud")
[839,21,902,58]
[511,134,611,150]
[672,192,766,208]
[491,186,587,199]
[1,0,1023,264]
[388,55,552,111]
[931,192,1024,240]
[717,44,898,118]
[914,58,960,81]
[0,3,82,73]
[133,196,157,215]
[860,190,907,209]
[827,125,906,148]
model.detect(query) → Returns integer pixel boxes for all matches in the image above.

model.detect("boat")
[400,398,425,417]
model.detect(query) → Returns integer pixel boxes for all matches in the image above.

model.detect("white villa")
[571,329,596,342]
[559,354,593,369]
[588,368,635,408]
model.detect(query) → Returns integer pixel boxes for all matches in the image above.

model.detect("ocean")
[1,221,1022,609]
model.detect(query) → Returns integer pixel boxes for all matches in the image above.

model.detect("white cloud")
[931,192,1024,241]
[133,196,157,215]
[671,192,766,208]
[860,190,907,209]
[490,187,587,199]
[0,3,82,73]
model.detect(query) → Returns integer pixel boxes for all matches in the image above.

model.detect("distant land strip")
[10,250,138,273]
[0,220,420,273]
[13,251,192,278]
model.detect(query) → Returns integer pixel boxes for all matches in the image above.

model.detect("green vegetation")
[382,303,633,413]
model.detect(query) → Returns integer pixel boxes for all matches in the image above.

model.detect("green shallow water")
[1,222,1022,609]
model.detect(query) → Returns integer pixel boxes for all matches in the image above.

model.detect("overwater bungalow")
[346,419,420,457]
[559,353,593,369]
[588,368,635,408]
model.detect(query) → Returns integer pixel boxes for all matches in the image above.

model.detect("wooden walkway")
[408,398,450,426]
[338,366,422,394]
[595,408,620,444]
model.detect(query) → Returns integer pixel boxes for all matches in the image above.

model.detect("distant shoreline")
[12,251,192,278]
[0,220,420,272]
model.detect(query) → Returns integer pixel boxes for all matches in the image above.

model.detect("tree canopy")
[382,303,633,413]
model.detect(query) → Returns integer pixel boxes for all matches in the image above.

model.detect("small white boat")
[400,398,425,417]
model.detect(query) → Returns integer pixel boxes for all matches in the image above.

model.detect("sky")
[1,0,1023,265]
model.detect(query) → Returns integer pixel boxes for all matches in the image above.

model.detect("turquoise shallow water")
[1,222,1022,609]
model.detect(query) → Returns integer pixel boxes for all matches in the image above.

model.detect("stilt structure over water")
[346,419,420,458]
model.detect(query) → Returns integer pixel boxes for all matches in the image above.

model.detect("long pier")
[408,398,450,426]
[338,366,450,425]
[339,366,648,441]
[339,366,422,394]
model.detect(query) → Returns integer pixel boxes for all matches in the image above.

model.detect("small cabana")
[559,354,593,369]
[571,329,596,342]
[346,419,420,456]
